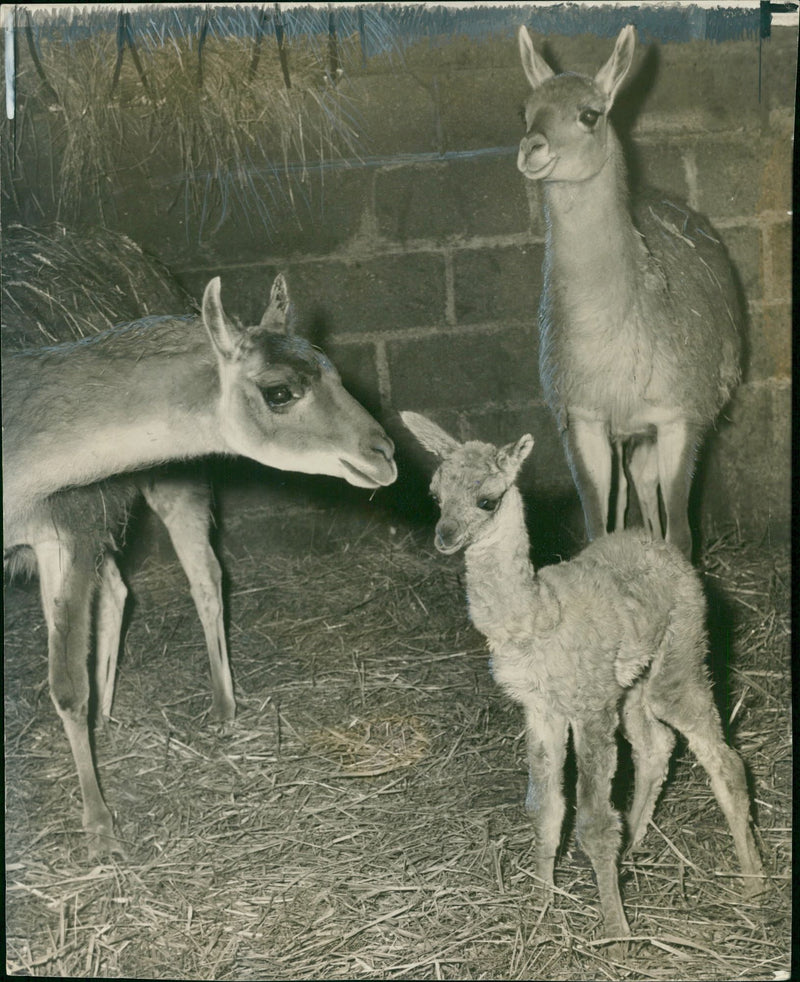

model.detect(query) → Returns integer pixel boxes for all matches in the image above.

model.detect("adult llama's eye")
[579,108,601,128]
[477,496,499,512]
[262,384,295,409]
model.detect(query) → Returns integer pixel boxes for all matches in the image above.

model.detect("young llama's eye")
[477,496,499,512]
[579,108,601,128]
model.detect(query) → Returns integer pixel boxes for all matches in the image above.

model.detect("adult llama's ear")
[594,24,636,108]
[259,272,293,334]
[497,433,534,480]
[400,411,461,460]
[203,277,244,362]
[518,26,556,90]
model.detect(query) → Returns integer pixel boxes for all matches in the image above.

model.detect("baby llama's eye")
[579,108,601,128]
[477,497,498,512]
[262,384,295,409]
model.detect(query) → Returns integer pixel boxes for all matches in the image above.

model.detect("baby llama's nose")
[435,519,461,553]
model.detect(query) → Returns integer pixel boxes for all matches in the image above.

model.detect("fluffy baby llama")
[401,411,765,939]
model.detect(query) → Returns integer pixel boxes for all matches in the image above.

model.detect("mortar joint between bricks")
[682,147,700,212]
[374,340,393,407]
[444,250,456,326]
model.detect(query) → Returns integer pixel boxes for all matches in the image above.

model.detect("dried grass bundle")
[3,8,363,229]
[1,222,193,350]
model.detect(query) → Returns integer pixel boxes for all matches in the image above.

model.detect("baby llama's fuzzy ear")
[400,411,461,460]
[497,433,534,479]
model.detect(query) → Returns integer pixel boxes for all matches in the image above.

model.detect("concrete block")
[453,244,544,324]
[319,339,382,411]
[117,165,383,266]
[288,252,448,335]
[342,73,439,156]
[375,154,533,243]
[387,325,540,409]
[741,303,791,384]
[741,307,773,383]
[761,28,800,112]
[756,131,794,214]
[638,41,763,131]
[436,67,532,152]
[694,139,764,219]
[722,224,761,303]
[630,140,688,200]
[766,222,792,302]
[702,380,791,539]
[758,303,792,380]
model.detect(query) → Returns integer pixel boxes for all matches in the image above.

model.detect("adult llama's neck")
[543,133,644,313]
[2,322,220,513]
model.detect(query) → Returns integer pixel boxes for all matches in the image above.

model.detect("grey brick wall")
[29,25,796,545]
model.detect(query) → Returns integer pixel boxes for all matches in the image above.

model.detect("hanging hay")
[1,222,194,350]
[2,6,365,230]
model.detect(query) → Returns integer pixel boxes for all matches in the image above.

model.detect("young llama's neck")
[543,132,643,304]
[463,486,554,641]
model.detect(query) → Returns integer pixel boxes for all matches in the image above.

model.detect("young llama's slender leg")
[621,682,676,848]
[645,648,766,896]
[572,710,630,938]
[95,555,128,721]
[141,478,235,722]
[35,538,126,858]
[524,708,569,892]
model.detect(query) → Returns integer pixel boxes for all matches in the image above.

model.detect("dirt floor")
[3,503,792,980]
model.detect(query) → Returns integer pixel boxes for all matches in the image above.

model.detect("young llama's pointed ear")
[400,411,461,460]
[203,277,243,361]
[497,433,534,480]
[259,272,292,334]
[594,24,636,108]
[518,26,555,90]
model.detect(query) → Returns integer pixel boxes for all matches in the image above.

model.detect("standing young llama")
[401,411,765,940]
[517,25,743,557]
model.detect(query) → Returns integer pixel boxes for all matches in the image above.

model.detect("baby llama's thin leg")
[648,663,766,897]
[572,711,630,939]
[523,708,569,896]
[622,683,676,849]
